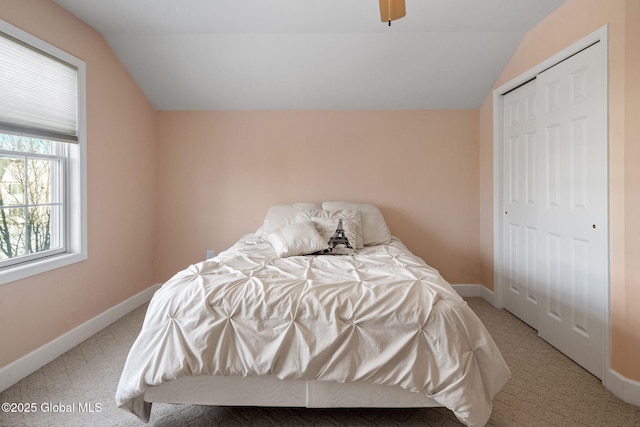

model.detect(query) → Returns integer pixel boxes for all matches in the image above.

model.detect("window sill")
[0,252,87,285]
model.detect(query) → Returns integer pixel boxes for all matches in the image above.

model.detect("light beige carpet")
[1,298,639,426]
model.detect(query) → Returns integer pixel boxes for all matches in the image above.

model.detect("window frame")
[0,20,87,285]
[0,144,67,268]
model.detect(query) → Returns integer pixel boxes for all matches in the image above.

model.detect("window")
[0,20,86,284]
[0,135,65,267]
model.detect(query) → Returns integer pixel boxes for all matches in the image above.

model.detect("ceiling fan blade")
[379,0,406,23]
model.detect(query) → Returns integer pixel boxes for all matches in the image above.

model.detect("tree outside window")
[0,133,61,262]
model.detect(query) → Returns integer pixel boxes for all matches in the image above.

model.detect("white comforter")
[115,235,510,426]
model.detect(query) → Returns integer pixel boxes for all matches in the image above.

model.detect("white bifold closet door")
[502,42,606,379]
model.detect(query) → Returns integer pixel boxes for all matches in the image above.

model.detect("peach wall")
[156,110,480,285]
[478,0,640,380]
[0,0,157,367]
[5,0,635,391]
[623,0,640,380]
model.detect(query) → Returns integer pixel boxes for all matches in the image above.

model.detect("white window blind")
[0,32,78,143]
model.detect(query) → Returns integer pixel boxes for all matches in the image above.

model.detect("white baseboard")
[605,369,640,407]
[453,284,495,306]
[0,283,160,393]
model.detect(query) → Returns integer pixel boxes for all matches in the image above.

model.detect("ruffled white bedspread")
[115,235,510,426]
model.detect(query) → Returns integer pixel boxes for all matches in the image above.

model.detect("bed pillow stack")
[259,201,391,257]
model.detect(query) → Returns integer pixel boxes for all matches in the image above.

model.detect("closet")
[500,40,607,379]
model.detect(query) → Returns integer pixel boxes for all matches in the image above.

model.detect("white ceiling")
[53,0,566,110]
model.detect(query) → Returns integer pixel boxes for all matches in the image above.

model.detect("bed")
[115,202,511,426]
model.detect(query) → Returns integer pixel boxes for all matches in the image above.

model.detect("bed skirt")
[144,375,440,408]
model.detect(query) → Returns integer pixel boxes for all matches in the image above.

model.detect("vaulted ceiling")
[53,0,566,110]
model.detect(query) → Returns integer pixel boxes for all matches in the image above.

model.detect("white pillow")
[321,202,391,246]
[296,209,364,249]
[267,221,329,257]
[256,202,322,238]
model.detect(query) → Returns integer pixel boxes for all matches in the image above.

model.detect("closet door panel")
[535,42,606,379]
[502,79,539,329]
